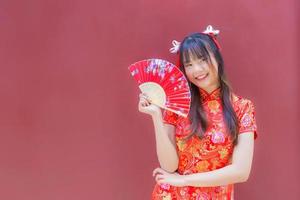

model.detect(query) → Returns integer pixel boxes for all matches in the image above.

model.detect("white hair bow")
[169,40,181,54]
[202,25,220,36]
[169,25,220,54]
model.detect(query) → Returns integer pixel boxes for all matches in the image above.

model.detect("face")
[183,51,220,93]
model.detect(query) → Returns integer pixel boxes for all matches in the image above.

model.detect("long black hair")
[178,33,239,145]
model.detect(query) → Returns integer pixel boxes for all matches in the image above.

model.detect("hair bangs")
[180,38,211,65]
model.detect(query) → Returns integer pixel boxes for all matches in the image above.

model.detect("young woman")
[138,26,258,200]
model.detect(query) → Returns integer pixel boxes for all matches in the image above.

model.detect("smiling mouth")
[195,73,208,80]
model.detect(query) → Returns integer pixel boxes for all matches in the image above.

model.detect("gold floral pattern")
[152,87,258,200]
[207,100,220,114]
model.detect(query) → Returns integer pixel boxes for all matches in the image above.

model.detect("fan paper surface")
[128,58,191,117]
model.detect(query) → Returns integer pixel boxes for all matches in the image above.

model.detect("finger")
[139,98,148,106]
[142,101,149,107]
[157,179,167,185]
[138,100,144,107]
[155,174,164,182]
[152,168,160,176]
[139,93,149,99]
[145,99,152,106]
[139,94,147,100]
[153,168,166,176]
[139,93,147,98]
[142,93,149,98]
[153,168,161,176]
[141,94,152,103]
[139,96,151,104]
[145,101,150,106]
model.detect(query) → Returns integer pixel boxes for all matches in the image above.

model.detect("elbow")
[236,170,251,183]
[232,164,251,183]
[163,166,178,173]
[238,174,250,183]
[160,159,179,173]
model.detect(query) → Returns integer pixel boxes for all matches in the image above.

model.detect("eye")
[184,63,192,68]
[198,58,206,63]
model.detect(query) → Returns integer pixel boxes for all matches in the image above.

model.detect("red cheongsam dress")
[151,87,258,200]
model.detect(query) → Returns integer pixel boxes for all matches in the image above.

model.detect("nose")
[193,63,205,72]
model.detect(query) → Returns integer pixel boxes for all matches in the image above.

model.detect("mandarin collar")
[199,87,221,103]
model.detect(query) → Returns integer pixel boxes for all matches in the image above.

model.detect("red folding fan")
[128,58,191,117]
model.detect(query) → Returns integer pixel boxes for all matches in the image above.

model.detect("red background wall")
[0,0,299,199]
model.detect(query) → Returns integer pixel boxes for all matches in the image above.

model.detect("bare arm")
[151,112,179,172]
[153,132,255,187]
[182,132,255,186]
[138,93,179,172]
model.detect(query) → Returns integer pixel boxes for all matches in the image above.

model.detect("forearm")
[152,113,179,172]
[183,133,254,187]
[183,164,249,187]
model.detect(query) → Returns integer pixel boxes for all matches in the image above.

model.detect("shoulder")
[231,93,255,113]
[231,92,258,139]
[231,93,257,122]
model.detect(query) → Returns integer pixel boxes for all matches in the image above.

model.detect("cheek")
[184,69,194,81]
[209,64,218,77]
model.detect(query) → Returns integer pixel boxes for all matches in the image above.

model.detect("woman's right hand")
[138,93,161,116]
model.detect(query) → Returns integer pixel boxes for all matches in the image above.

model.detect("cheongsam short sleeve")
[238,99,258,139]
[162,109,179,126]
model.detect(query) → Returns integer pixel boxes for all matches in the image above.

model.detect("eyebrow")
[183,60,190,64]
[184,57,205,64]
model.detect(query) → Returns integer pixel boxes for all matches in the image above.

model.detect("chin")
[195,82,211,90]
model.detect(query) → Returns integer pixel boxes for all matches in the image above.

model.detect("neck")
[199,84,220,94]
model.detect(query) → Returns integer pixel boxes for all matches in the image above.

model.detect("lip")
[195,73,208,80]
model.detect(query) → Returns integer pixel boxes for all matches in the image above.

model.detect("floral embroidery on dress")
[153,87,258,200]
[211,132,225,144]
[207,100,220,114]
[196,192,210,200]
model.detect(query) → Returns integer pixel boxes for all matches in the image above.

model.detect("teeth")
[196,74,207,79]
